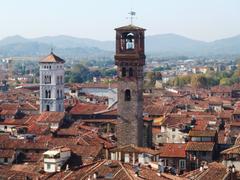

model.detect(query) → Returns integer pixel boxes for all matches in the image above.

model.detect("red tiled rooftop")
[144,104,174,116]
[36,112,65,123]
[158,143,186,158]
[70,102,107,115]
[192,120,208,131]
[40,52,65,63]
[0,149,15,158]
[186,142,215,152]
[67,82,117,90]
[189,130,216,137]
[161,114,192,128]
[210,85,232,93]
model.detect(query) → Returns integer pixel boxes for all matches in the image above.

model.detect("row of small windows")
[45,104,63,112]
[43,65,63,69]
[45,90,63,98]
[44,65,51,69]
[122,67,133,77]
[43,76,63,84]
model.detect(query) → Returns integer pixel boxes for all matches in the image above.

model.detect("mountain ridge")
[0,33,240,58]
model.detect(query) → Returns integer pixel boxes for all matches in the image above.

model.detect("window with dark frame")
[125,89,131,101]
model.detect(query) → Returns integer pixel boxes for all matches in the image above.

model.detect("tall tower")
[39,52,65,113]
[7,59,13,81]
[115,24,146,146]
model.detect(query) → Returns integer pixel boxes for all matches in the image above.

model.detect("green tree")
[67,64,92,83]
[220,78,232,86]
[145,72,156,88]
[191,74,208,89]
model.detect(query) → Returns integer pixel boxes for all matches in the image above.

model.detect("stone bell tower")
[39,52,65,113]
[115,24,146,146]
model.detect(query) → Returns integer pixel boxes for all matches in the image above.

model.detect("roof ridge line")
[80,160,107,180]
[119,161,135,180]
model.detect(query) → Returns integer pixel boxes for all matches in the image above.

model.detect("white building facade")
[39,52,65,113]
[43,147,71,173]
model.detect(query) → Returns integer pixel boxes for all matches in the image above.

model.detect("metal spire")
[128,11,136,25]
[50,47,54,54]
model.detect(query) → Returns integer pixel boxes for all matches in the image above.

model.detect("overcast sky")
[0,0,239,41]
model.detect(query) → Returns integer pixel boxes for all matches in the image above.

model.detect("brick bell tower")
[115,24,146,147]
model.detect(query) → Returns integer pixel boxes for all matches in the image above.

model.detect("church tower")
[115,24,146,146]
[39,52,65,113]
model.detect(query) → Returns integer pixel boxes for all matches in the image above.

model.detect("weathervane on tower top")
[50,47,54,54]
[127,11,136,25]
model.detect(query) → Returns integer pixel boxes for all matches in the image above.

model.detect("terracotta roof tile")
[70,102,107,115]
[40,52,65,63]
[189,130,216,137]
[158,143,186,158]
[0,149,15,158]
[36,112,65,123]
[182,162,227,180]
[115,24,146,31]
[221,145,240,154]
[186,142,215,152]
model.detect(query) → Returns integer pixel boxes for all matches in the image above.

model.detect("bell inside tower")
[120,32,135,51]
[126,33,135,50]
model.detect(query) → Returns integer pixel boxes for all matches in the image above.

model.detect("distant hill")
[0,34,240,58]
[34,35,113,51]
[0,35,113,58]
[145,34,206,56]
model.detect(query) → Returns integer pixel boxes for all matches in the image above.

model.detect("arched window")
[126,33,135,50]
[57,90,59,98]
[122,67,126,77]
[125,89,131,101]
[129,68,133,77]
[57,76,60,84]
[46,105,50,111]
[45,76,51,84]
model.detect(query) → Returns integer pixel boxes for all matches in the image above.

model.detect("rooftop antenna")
[127,10,136,25]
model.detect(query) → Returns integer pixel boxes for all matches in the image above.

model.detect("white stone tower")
[39,52,65,113]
